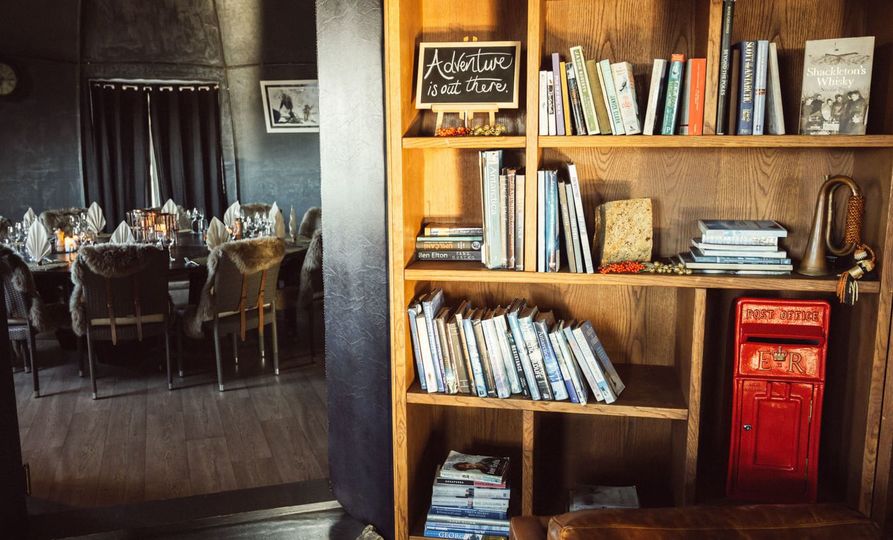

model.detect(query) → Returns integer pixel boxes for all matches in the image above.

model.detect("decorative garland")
[598,260,692,275]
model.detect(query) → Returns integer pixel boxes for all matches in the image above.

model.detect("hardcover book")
[611,62,642,135]
[441,451,510,484]
[586,59,613,134]
[643,59,668,136]
[799,36,874,135]
[766,42,785,135]
[715,0,736,134]
[687,58,707,135]
[598,59,625,135]
[737,41,756,135]
[559,61,572,135]
[423,223,484,237]
[753,40,769,135]
[552,53,566,136]
[565,64,588,135]
[661,54,686,135]
[569,46,601,135]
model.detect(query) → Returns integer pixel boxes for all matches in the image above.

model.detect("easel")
[432,104,499,130]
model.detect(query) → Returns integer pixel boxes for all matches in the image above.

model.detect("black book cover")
[715,0,736,134]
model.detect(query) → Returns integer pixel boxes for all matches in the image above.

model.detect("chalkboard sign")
[415,41,521,109]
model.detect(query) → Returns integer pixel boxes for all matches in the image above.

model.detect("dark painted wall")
[0,0,320,223]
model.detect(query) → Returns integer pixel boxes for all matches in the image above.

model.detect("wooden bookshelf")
[385,0,893,537]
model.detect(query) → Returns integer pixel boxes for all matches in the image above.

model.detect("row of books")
[536,163,594,273]
[678,220,792,275]
[480,150,525,270]
[415,223,484,263]
[538,46,710,136]
[408,289,626,404]
[722,40,785,135]
[423,452,511,539]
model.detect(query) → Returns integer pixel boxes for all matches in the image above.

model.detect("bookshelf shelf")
[403,136,527,149]
[404,261,881,293]
[386,0,893,536]
[539,135,893,149]
[407,364,688,421]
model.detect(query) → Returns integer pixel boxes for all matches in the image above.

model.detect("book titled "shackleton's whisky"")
[799,36,875,135]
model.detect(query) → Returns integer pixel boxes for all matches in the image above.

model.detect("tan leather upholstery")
[510,504,879,540]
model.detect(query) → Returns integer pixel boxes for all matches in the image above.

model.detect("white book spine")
[415,314,440,393]
[482,319,511,398]
[766,42,785,135]
[547,73,557,136]
[538,71,549,136]
[643,59,668,135]
[564,182,583,273]
[567,163,594,273]
[554,328,588,405]
[753,40,769,135]
[514,174,525,271]
[563,326,603,402]
[494,316,522,394]
[598,59,626,135]
[572,327,616,403]
[536,171,545,272]
[611,62,642,135]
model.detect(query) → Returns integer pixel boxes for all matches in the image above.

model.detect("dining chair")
[70,244,171,399]
[182,237,285,391]
[39,207,88,235]
[0,216,11,240]
[0,246,71,397]
[298,229,323,356]
[298,207,321,238]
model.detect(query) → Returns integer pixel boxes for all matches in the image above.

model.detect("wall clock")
[0,63,18,96]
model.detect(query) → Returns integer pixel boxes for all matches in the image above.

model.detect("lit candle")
[64,236,77,253]
[55,229,65,252]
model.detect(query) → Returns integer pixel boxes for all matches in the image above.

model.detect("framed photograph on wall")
[260,80,320,133]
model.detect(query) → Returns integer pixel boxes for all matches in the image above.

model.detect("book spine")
[572,326,616,403]
[547,172,560,272]
[506,331,530,397]
[407,304,426,391]
[565,182,583,273]
[506,172,515,270]
[461,318,489,398]
[514,174,525,271]
[611,62,642,135]
[554,328,588,404]
[598,59,625,134]
[678,59,693,135]
[425,522,509,535]
[436,316,458,394]
[643,59,668,136]
[428,506,508,520]
[519,316,553,399]
[482,319,511,398]
[688,58,707,135]
[533,320,569,400]
[557,181,577,273]
[661,54,686,135]
[422,226,484,237]
[567,163,594,273]
[766,42,785,135]
[552,53,566,136]
[430,496,509,511]
[753,40,769,135]
[546,73,557,136]
[728,47,741,134]
[448,321,471,394]
[498,173,508,267]
[507,311,541,400]
[549,330,579,403]
[426,515,510,529]
[699,236,779,247]
[565,64,587,135]
[715,0,736,134]
[587,59,612,134]
[486,151,503,268]
[582,323,626,396]
[421,297,446,392]
[536,171,545,272]
[416,239,483,251]
[559,61,572,135]
[563,326,603,402]
[431,485,511,500]
[472,320,497,397]
[416,250,482,261]
[495,317,522,394]
[421,529,500,540]
[737,41,756,135]
[569,46,600,134]
[538,71,549,136]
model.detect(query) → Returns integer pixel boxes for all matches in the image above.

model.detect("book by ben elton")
[440,451,510,484]
[799,36,874,135]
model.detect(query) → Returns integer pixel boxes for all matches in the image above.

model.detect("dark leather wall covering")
[316,0,394,536]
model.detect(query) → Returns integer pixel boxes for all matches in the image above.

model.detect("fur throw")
[40,207,87,234]
[0,246,62,332]
[69,244,167,335]
[298,229,322,308]
[184,237,285,338]
[298,207,321,237]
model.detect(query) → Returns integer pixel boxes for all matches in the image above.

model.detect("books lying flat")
[424,223,484,237]
[441,451,510,484]
[690,248,790,265]
[417,250,482,262]
[698,219,787,246]
[678,252,792,272]
[416,236,483,251]
[691,238,786,255]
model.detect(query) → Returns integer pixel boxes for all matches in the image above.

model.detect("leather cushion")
[542,504,879,540]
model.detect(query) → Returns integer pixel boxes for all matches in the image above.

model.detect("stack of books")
[536,163,594,273]
[479,150,525,271]
[679,220,792,275]
[424,451,511,539]
[540,46,708,136]
[408,290,626,404]
[415,223,484,262]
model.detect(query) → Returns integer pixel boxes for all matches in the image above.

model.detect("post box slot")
[744,336,821,346]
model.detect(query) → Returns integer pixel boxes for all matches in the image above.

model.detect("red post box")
[726,298,830,503]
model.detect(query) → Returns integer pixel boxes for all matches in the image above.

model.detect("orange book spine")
[688,58,707,136]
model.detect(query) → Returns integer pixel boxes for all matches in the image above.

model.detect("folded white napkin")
[268,203,286,239]
[26,220,51,262]
[110,221,136,244]
[23,207,36,228]
[161,198,178,215]
[206,217,228,249]
[288,206,297,241]
[86,202,106,233]
[223,201,241,228]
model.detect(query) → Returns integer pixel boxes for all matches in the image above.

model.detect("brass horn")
[797,175,864,276]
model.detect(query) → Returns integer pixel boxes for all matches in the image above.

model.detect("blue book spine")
[422,528,505,540]
[753,40,769,135]
[542,172,553,272]
[548,171,560,272]
[422,297,446,392]
[425,523,510,535]
[506,311,541,400]
[737,41,756,135]
[660,54,686,135]
[533,320,569,400]
[429,506,508,520]
[462,318,489,398]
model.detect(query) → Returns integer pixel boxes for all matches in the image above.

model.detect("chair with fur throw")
[298,229,323,355]
[298,207,321,238]
[70,244,171,399]
[182,237,285,392]
[0,246,71,397]
[40,207,88,235]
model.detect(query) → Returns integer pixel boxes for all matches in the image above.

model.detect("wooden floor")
[14,334,328,509]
